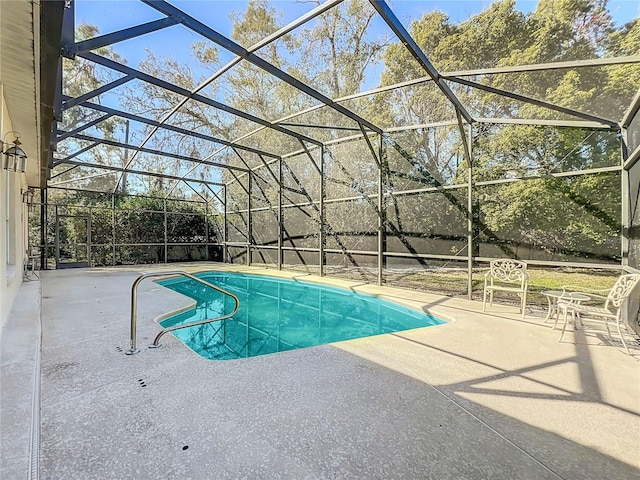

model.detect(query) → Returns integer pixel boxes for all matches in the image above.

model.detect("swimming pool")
[158,272,445,360]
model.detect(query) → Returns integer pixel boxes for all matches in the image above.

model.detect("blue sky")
[76,0,640,70]
[76,0,640,33]
[71,0,640,133]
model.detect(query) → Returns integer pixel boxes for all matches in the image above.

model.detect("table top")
[541,290,591,301]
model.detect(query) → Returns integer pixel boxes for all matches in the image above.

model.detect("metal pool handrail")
[126,271,240,355]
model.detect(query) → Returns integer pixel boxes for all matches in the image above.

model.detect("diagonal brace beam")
[62,76,133,111]
[56,113,113,141]
[53,159,225,187]
[52,141,101,166]
[446,76,618,127]
[72,17,180,55]
[297,139,322,175]
[78,51,323,147]
[58,131,249,172]
[141,0,383,135]
[621,88,640,128]
[66,96,281,159]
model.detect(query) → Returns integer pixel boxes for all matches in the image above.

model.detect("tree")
[53,0,637,267]
[373,0,631,262]
[56,23,130,193]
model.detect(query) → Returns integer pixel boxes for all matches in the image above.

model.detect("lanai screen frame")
[49,0,640,297]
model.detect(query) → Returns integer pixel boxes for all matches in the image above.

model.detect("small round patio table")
[540,290,591,327]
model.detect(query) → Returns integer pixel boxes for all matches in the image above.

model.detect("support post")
[223,186,228,263]
[54,205,60,268]
[278,157,283,270]
[40,188,47,270]
[112,193,116,266]
[467,123,474,300]
[247,172,252,266]
[163,199,168,263]
[621,127,630,270]
[320,146,326,277]
[377,134,385,286]
[205,199,209,261]
[60,0,76,58]
[87,210,92,267]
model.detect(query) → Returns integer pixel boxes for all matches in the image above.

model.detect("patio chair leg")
[520,291,527,319]
[483,288,487,312]
[615,319,630,355]
[559,310,570,342]
[552,306,561,330]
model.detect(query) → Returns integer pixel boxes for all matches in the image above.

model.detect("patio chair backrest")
[488,259,528,284]
[606,274,640,309]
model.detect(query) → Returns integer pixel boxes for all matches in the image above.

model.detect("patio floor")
[2,263,639,479]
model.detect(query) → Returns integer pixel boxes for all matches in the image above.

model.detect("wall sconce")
[3,131,28,173]
[22,187,35,205]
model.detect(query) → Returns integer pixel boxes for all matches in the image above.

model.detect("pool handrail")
[126,271,240,355]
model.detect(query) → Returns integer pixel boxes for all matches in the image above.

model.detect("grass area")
[289,264,621,311]
[526,268,618,292]
[381,266,620,308]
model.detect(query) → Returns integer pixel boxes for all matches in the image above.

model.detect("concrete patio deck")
[2,263,639,479]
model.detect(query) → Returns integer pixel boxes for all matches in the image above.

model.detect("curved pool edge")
[155,267,451,361]
[150,277,198,325]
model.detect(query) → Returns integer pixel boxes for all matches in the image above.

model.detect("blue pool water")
[158,272,445,360]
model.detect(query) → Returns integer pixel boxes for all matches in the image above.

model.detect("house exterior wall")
[0,83,29,332]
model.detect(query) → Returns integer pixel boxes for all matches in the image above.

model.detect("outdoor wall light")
[22,187,35,205]
[22,187,36,213]
[2,131,28,173]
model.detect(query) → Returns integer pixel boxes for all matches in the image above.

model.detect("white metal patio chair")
[556,274,640,354]
[482,259,529,318]
[23,247,39,280]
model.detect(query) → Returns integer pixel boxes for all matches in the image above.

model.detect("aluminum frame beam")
[52,158,225,187]
[50,171,115,187]
[182,180,208,202]
[278,122,362,132]
[258,56,639,143]
[62,75,133,111]
[141,0,383,135]
[622,88,640,128]
[336,56,640,106]
[64,97,280,158]
[53,141,101,164]
[56,113,113,141]
[113,0,343,196]
[474,117,615,129]
[625,144,640,171]
[445,76,618,127]
[50,164,80,180]
[72,17,180,55]
[56,131,249,172]
[621,128,630,269]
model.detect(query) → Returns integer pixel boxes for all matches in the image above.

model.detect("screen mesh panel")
[325,199,378,252]
[282,205,320,249]
[476,173,620,263]
[386,189,468,256]
[250,247,278,267]
[251,209,279,247]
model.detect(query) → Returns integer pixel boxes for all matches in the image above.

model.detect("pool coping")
[3,262,639,479]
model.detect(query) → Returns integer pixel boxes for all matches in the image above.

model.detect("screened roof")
[49,0,640,199]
